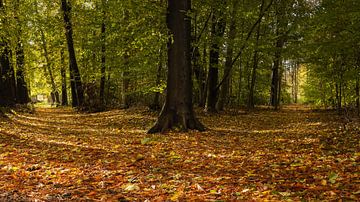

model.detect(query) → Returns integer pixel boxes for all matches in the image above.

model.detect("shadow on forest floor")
[0,105,359,201]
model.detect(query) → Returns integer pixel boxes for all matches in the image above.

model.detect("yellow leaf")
[170,191,181,201]
[262,190,270,195]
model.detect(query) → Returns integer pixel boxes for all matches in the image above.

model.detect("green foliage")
[1,0,358,109]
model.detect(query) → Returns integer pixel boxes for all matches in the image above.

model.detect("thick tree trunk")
[61,0,84,107]
[0,45,16,106]
[206,12,226,112]
[99,0,106,107]
[148,0,204,133]
[14,1,30,104]
[0,1,16,106]
[60,46,68,106]
[270,38,283,109]
[15,40,30,104]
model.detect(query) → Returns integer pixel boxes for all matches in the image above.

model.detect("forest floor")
[0,105,359,201]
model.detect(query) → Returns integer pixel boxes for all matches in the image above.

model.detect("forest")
[0,0,359,201]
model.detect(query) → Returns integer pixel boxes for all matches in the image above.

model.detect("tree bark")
[270,0,285,110]
[60,45,68,106]
[148,0,205,133]
[198,46,207,108]
[356,76,359,117]
[191,11,209,108]
[217,0,238,111]
[206,11,226,112]
[336,82,342,114]
[14,0,30,104]
[0,0,16,106]
[0,45,16,106]
[99,0,106,107]
[247,0,264,110]
[15,39,30,104]
[40,29,60,105]
[121,11,130,109]
[237,55,243,106]
[61,0,84,107]
[150,49,163,111]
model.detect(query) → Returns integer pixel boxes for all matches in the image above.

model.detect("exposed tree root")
[148,110,205,133]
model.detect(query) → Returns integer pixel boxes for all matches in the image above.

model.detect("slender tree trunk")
[356,58,360,116]
[291,62,298,103]
[39,29,60,104]
[99,0,106,107]
[270,0,286,110]
[199,46,207,107]
[237,55,243,106]
[106,64,111,99]
[148,0,204,133]
[248,49,259,109]
[121,11,130,109]
[206,11,226,112]
[356,76,359,116]
[150,49,163,111]
[60,45,68,106]
[121,63,130,109]
[61,0,84,107]
[192,11,208,108]
[217,0,238,111]
[248,1,264,109]
[278,64,283,107]
[336,82,342,114]
[34,0,59,104]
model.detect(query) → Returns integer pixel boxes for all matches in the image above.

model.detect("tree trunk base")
[148,110,205,134]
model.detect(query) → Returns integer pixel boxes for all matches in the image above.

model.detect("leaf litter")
[0,105,359,201]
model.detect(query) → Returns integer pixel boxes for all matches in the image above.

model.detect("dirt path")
[0,106,359,201]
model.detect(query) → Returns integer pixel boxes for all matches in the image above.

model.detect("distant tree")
[148,0,205,133]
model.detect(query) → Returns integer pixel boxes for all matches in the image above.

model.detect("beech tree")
[61,0,84,107]
[0,0,29,106]
[148,0,205,133]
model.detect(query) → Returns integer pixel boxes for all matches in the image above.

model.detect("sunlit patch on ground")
[0,105,359,201]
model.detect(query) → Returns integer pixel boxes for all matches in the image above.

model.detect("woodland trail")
[0,105,359,201]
